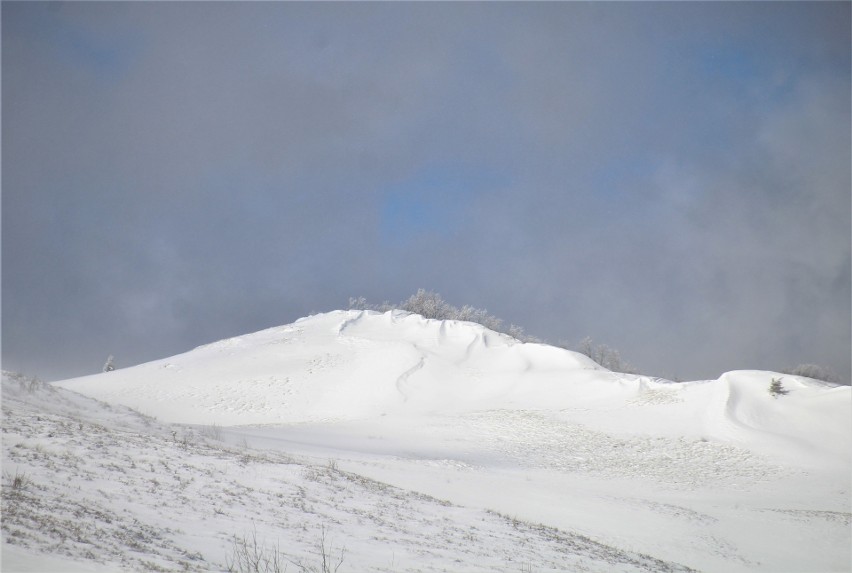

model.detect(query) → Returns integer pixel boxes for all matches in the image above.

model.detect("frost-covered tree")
[455,304,479,323]
[348,296,395,312]
[578,337,594,360]
[575,337,637,374]
[400,289,454,320]
[347,290,544,341]
[461,306,503,332]
[783,364,839,384]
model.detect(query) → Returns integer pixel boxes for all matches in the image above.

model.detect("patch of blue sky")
[455,39,516,93]
[690,40,797,106]
[696,44,759,83]
[60,29,140,81]
[17,5,144,82]
[379,165,509,245]
[591,155,659,201]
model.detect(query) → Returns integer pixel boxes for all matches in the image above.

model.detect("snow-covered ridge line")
[52,311,848,442]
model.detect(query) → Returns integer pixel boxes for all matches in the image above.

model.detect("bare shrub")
[5,372,50,394]
[783,364,841,384]
[202,423,224,441]
[4,468,30,491]
[226,527,344,573]
[226,528,287,573]
[576,337,637,374]
[400,289,454,320]
[294,526,345,573]
[349,290,543,342]
[347,297,393,313]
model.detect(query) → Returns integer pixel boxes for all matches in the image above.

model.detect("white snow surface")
[5,310,851,572]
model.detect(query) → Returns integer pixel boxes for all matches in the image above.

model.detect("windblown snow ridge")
[52,309,851,466]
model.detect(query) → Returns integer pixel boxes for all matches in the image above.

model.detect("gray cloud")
[3,2,849,382]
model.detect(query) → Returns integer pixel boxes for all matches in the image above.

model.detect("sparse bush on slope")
[226,528,287,573]
[297,526,345,573]
[349,289,540,343]
[783,364,840,384]
[574,336,638,374]
[769,377,789,398]
[401,289,455,321]
[3,370,50,394]
[3,468,31,492]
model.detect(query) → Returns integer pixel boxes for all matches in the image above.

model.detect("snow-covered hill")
[52,310,603,425]
[53,310,850,466]
[6,310,851,572]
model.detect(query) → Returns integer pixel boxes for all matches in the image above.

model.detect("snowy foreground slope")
[6,310,852,572]
[2,372,690,573]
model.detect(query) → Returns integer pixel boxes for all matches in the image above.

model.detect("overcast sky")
[3,2,850,383]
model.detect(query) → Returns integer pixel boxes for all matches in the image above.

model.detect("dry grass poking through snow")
[1,373,697,572]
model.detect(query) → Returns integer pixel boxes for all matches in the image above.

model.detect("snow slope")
[3,373,690,572]
[10,310,852,571]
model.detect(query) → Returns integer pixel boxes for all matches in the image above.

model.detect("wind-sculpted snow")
[41,310,852,571]
[456,410,788,489]
[54,310,604,425]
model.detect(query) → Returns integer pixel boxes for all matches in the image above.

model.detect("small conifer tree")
[769,377,788,398]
